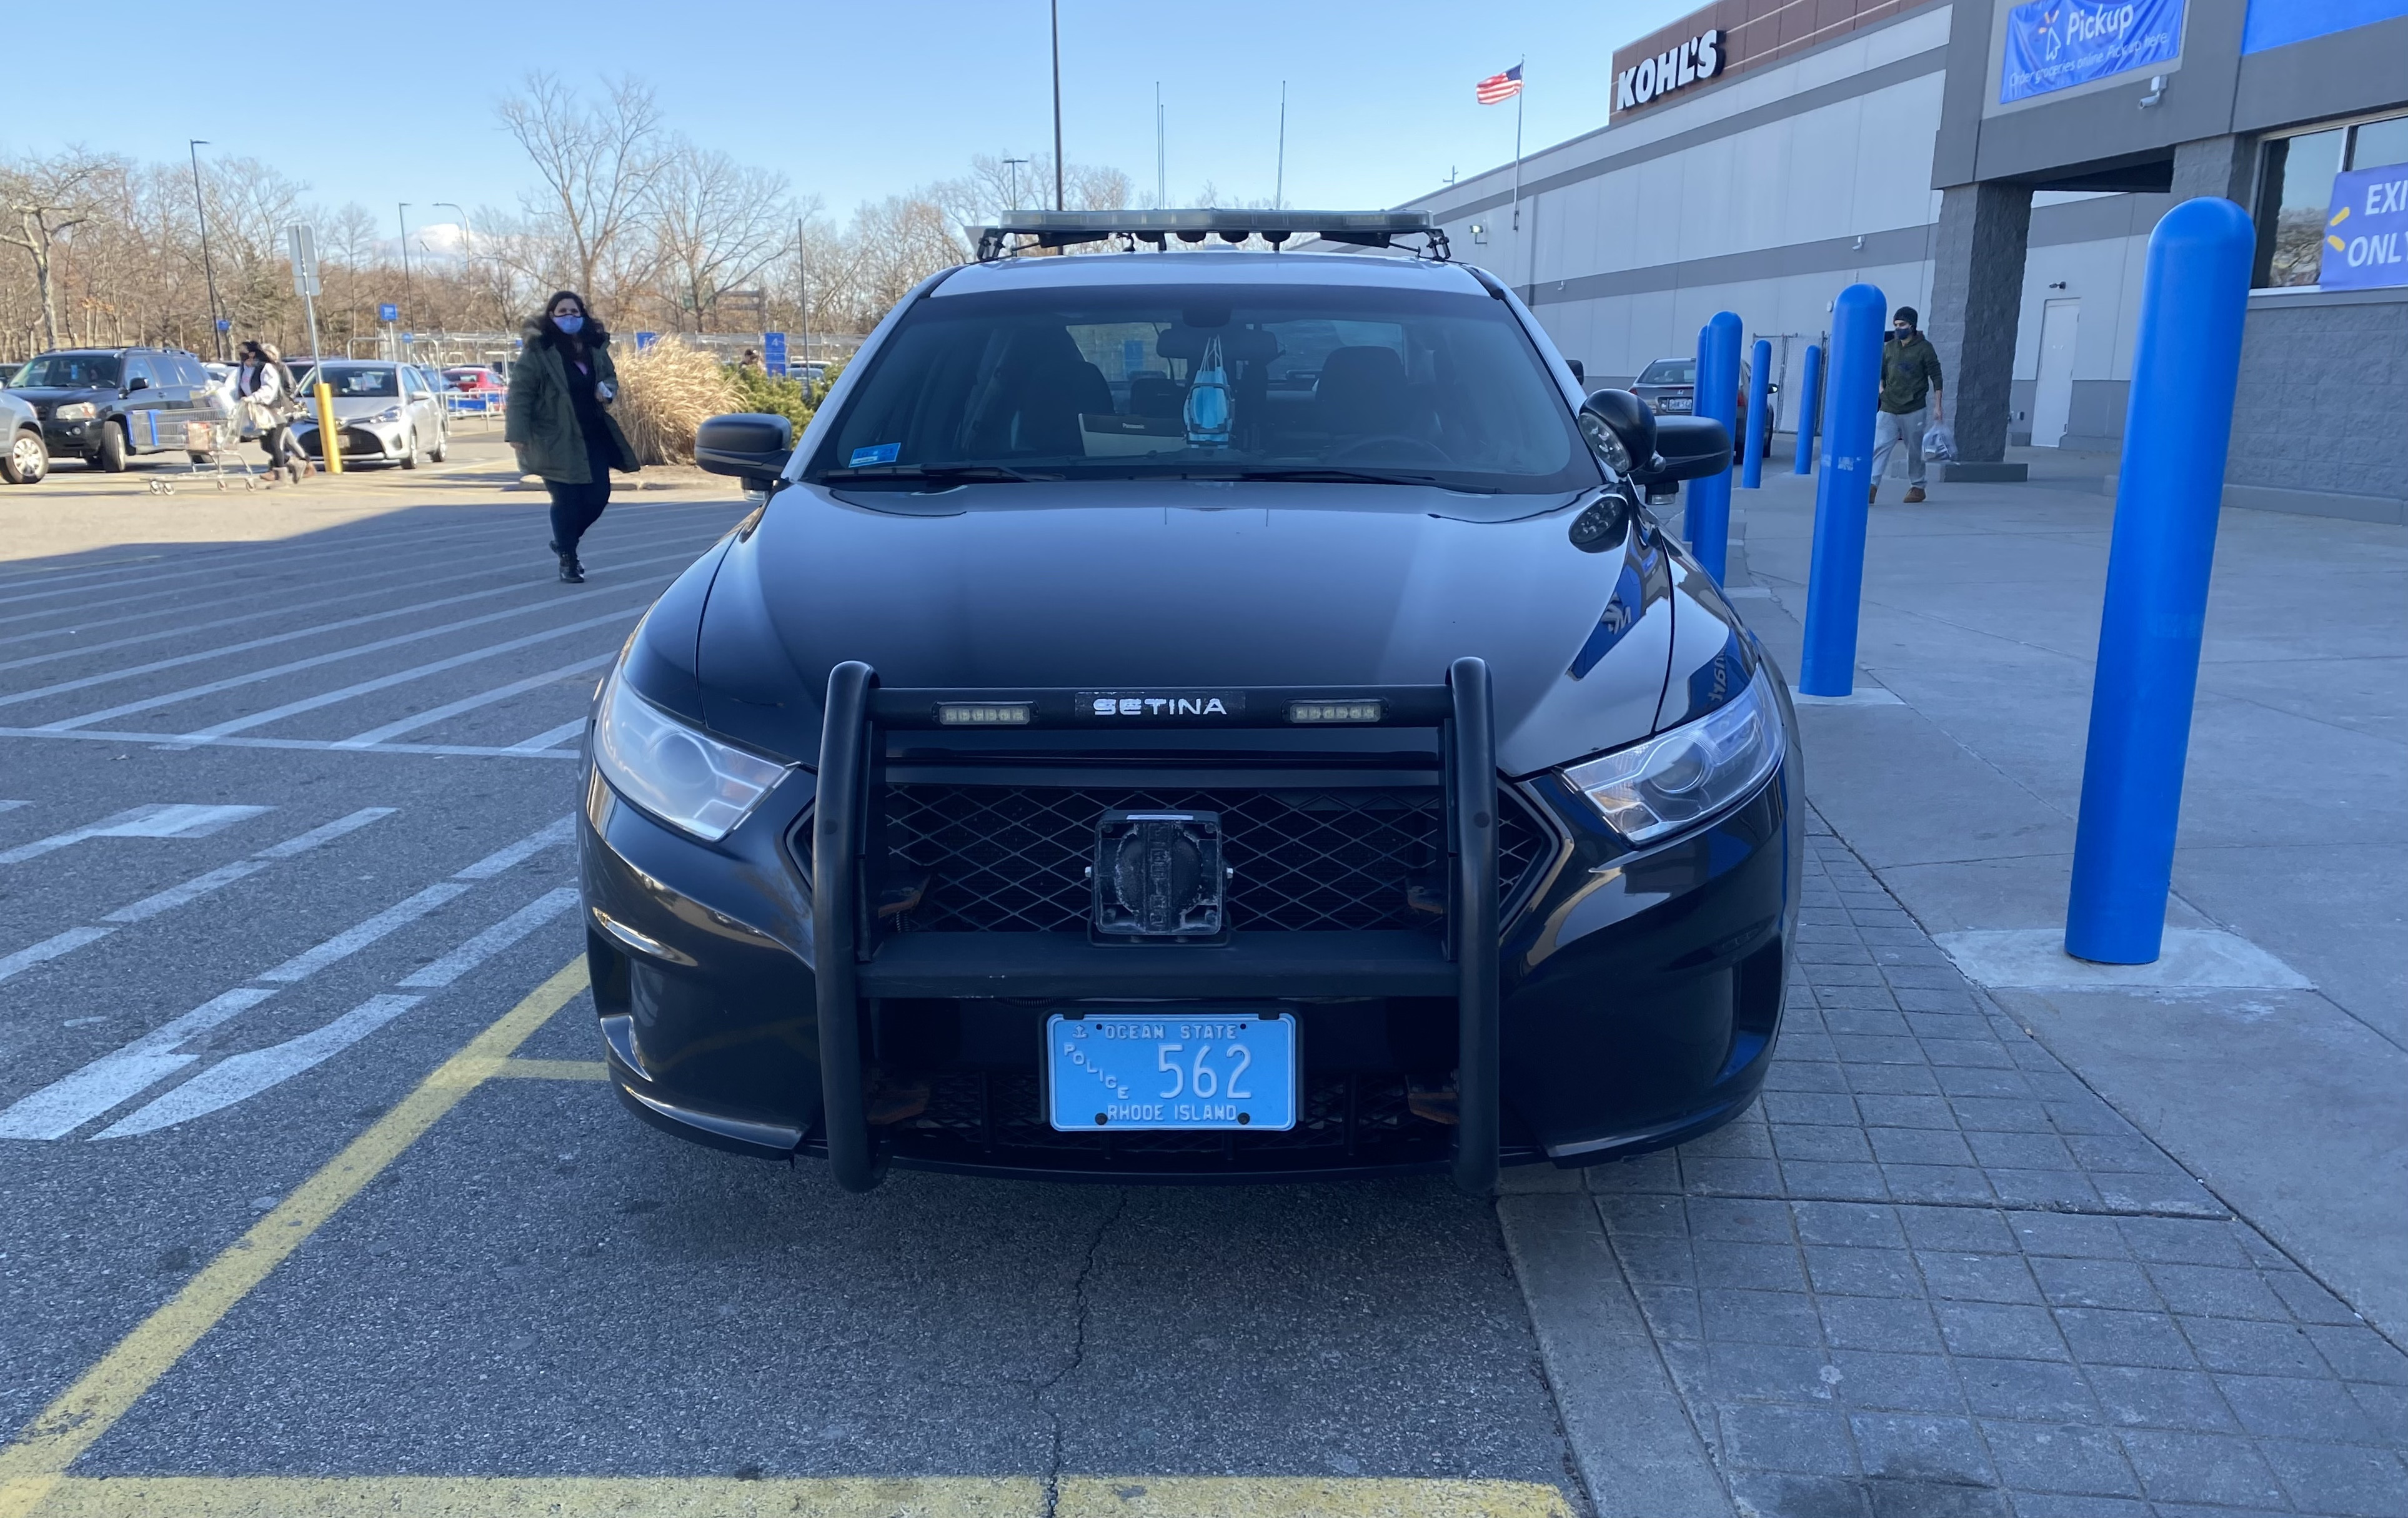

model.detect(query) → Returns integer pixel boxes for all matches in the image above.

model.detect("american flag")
[1476,64,1523,105]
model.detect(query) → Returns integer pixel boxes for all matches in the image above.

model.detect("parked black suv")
[11,349,227,471]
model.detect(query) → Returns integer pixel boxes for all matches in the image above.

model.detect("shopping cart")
[147,419,264,495]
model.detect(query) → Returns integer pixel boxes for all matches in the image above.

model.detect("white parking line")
[0,520,697,670]
[0,988,278,1141]
[503,718,590,754]
[1,548,695,717]
[0,505,733,639]
[0,727,589,760]
[0,816,576,1139]
[330,654,615,748]
[253,883,473,984]
[30,592,654,734]
[0,800,28,813]
[455,815,575,878]
[0,928,116,983]
[0,804,271,865]
[397,888,578,988]
[0,809,394,986]
[94,994,425,1139]
[182,611,642,740]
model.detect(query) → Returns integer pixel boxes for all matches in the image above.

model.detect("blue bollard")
[2064,199,2256,965]
[1793,343,1823,475]
[1688,311,1742,582]
[1798,285,1887,698]
[1741,337,1772,488]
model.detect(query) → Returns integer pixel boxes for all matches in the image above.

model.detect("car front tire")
[2,429,48,485]
[401,428,422,470]
[96,424,127,472]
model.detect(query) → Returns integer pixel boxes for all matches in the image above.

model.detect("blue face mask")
[553,314,584,334]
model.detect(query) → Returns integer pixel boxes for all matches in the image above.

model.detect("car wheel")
[400,429,422,470]
[2,429,48,485]
[429,429,449,463]
[96,424,127,472]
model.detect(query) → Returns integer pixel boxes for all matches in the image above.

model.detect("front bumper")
[579,709,1800,1185]
[297,424,405,461]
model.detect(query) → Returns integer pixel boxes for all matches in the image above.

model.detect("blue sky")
[10,0,1694,235]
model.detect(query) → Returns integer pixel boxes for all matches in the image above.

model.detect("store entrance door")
[2031,298,2080,448]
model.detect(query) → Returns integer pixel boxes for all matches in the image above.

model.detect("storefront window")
[2255,114,2408,287]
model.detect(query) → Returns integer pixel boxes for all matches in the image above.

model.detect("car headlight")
[592,665,789,842]
[1561,675,1783,845]
[54,402,96,420]
[371,406,402,424]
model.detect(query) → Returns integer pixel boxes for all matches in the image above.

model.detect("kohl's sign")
[1999,0,2185,104]
[1616,29,1724,111]
[2320,166,2408,291]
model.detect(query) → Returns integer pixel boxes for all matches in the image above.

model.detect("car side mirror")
[1640,415,1735,483]
[1565,359,1585,384]
[127,377,149,392]
[695,412,795,492]
[1580,387,1656,474]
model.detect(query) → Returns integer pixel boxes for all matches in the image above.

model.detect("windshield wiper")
[818,463,1057,485]
[1183,467,1500,493]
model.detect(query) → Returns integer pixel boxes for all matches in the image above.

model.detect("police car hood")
[693,480,1691,777]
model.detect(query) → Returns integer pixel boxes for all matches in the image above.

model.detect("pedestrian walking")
[505,290,639,584]
[1871,305,1944,504]
[234,340,310,484]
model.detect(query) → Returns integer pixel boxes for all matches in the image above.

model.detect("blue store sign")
[762,332,788,378]
[1999,0,2185,104]
[2244,0,2408,54]
[2321,165,2408,290]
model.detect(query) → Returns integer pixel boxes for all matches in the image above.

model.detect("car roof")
[932,249,1493,299]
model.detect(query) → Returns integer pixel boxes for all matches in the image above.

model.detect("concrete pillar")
[2171,134,2257,206]
[1925,181,2033,481]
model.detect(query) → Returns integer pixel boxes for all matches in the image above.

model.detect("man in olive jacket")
[506,291,639,582]
[1873,305,1943,504]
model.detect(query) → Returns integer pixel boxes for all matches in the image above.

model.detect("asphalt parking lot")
[0,454,1582,1517]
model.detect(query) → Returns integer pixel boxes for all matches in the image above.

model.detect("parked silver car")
[288,360,450,468]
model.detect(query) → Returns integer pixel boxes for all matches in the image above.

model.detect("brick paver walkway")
[1585,811,2408,1517]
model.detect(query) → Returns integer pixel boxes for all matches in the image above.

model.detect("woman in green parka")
[505,290,639,583]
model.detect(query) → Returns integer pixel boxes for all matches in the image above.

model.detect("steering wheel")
[1325,434,1453,467]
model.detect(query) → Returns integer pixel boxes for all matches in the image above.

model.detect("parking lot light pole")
[1050,0,1065,211]
[2064,198,2254,965]
[188,141,224,361]
[1799,284,1887,697]
[396,204,414,335]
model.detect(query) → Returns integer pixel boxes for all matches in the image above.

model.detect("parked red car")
[441,366,505,392]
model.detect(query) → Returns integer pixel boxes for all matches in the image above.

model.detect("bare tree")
[0,151,108,350]
[496,72,668,302]
[647,141,792,332]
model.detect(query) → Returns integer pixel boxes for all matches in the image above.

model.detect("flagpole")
[1511,57,1525,231]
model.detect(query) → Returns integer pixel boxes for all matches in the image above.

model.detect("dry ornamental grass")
[612,337,739,465]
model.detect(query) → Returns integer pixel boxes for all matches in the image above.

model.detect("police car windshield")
[811,284,1599,494]
[17,354,123,389]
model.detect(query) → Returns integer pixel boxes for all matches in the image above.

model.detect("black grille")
[877,1070,1454,1175]
[880,783,1553,933]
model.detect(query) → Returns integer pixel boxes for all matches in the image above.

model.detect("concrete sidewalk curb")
[1497,1192,1735,1518]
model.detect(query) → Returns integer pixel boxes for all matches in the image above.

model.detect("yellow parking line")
[0,960,592,1518]
[14,1475,1570,1517]
[492,1056,609,1080]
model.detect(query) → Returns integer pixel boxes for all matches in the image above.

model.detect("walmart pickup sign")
[1999,0,2186,104]
[2321,165,2408,291]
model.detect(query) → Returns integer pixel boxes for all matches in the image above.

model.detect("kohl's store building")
[1409,0,2408,520]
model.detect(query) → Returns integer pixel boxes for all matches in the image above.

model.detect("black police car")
[11,348,222,471]
[579,211,1798,1194]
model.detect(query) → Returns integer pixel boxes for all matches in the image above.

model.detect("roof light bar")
[971,209,1448,263]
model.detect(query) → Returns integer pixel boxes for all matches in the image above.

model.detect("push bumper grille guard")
[812,660,1502,1197]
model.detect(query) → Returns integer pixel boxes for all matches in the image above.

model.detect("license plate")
[1658,397,1693,413]
[1045,1012,1296,1131]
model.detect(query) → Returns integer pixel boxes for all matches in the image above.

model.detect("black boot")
[557,552,585,584]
